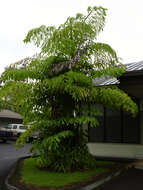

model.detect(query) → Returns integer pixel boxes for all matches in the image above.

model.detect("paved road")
[1,142,143,190]
[0,140,30,190]
[100,167,143,190]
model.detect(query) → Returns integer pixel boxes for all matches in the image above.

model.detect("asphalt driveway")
[100,167,143,190]
[1,141,143,190]
[0,140,30,190]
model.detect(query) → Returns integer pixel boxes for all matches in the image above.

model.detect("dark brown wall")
[119,75,143,98]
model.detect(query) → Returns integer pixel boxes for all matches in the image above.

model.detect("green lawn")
[21,158,113,187]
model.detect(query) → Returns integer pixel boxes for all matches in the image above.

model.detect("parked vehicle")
[6,124,39,141]
[0,127,13,142]
[7,124,27,137]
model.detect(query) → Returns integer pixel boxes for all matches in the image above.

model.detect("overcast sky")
[0,0,143,74]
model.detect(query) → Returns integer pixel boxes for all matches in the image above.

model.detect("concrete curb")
[5,157,130,190]
[5,156,31,190]
[5,164,20,190]
[79,169,124,190]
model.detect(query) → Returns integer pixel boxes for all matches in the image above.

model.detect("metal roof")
[93,61,143,86]
[0,109,23,119]
[93,77,119,86]
[126,61,143,72]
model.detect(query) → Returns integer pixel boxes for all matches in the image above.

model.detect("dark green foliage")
[0,6,138,172]
[32,130,95,172]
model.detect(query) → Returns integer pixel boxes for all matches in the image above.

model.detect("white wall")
[88,142,143,159]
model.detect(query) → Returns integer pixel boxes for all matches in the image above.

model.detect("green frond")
[90,65,126,78]
[95,87,138,116]
[24,25,56,47]
[90,42,119,69]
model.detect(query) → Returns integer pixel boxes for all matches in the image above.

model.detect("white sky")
[0,0,143,74]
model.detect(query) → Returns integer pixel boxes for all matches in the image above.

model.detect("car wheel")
[17,133,21,137]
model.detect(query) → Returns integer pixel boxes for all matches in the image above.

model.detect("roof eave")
[122,70,143,77]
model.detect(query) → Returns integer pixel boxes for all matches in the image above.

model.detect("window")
[19,125,27,130]
[7,124,12,129]
[13,125,17,129]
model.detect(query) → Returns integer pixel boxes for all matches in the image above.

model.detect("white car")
[7,124,27,137]
[7,123,39,141]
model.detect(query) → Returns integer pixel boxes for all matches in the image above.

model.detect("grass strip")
[21,158,113,187]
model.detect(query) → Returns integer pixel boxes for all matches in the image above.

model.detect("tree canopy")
[0,6,138,172]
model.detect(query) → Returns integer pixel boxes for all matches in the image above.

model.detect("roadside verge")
[5,156,130,190]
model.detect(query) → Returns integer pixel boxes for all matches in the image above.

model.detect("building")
[88,61,143,159]
[0,109,23,128]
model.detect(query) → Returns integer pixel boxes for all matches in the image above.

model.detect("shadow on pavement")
[100,168,143,190]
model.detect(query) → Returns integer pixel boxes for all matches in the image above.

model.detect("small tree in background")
[0,6,138,172]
